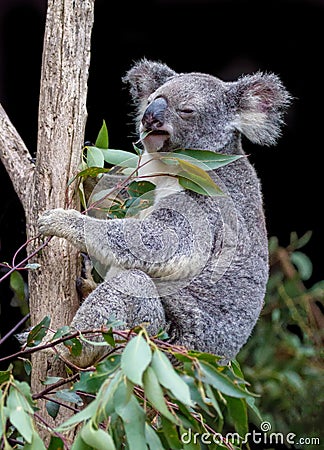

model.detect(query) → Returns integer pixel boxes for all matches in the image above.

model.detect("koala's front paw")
[38,208,81,238]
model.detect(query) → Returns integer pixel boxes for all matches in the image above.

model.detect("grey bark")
[0,0,95,437]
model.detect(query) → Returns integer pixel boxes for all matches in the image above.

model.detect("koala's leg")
[60,269,165,368]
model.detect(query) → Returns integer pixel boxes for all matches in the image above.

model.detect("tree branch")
[0,103,35,209]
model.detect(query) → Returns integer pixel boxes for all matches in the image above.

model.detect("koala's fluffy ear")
[230,72,291,146]
[123,59,177,102]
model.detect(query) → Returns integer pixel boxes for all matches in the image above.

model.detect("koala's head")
[124,59,291,154]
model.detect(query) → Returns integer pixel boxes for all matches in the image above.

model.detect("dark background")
[0,0,323,350]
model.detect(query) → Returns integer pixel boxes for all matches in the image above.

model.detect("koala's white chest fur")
[137,150,184,205]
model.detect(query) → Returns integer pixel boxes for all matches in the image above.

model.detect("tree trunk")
[0,0,95,438]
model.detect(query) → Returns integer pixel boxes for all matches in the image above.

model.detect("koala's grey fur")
[38,59,290,367]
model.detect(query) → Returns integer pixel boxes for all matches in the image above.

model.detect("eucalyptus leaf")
[199,361,254,399]
[204,383,224,421]
[113,377,133,410]
[73,371,104,394]
[23,359,32,376]
[46,400,60,419]
[26,316,51,347]
[182,375,210,413]
[225,395,248,437]
[42,376,63,386]
[101,148,139,168]
[133,143,144,155]
[56,396,99,431]
[55,389,83,405]
[160,416,183,449]
[95,120,109,149]
[127,180,156,197]
[246,397,263,423]
[22,430,47,450]
[121,334,152,386]
[110,414,125,449]
[71,432,94,450]
[179,176,217,196]
[115,396,147,450]
[143,366,178,423]
[52,326,72,340]
[309,280,324,297]
[63,337,83,356]
[140,130,153,141]
[172,149,244,170]
[268,236,279,254]
[9,381,34,414]
[145,423,164,450]
[151,348,193,407]
[290,230,312,249]
[188,350,222,365]
[87,146,105,168]
[79,180,87,209]
[0,393,8,437]
[9,271,25,302]
[96,354,122,375]
[175,158,224,196]
[290,251,313,280]
[48,436,65,450]
[70,167,110,185]
[102,328,116,347]
[81,422,116,450]
[95,371,124,422]
[0,370,11,383]
[9,408,33,443]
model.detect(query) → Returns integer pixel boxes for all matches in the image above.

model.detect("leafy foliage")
[71,121,243,213]
[1,323,260,449]
[2,232,319,449]
[0,372,46,449]
[238,231,324,449]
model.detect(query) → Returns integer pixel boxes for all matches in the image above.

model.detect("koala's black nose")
[142,97,167,130]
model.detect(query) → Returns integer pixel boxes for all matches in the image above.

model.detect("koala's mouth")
[149,130,169,136]
[140,124,172,152]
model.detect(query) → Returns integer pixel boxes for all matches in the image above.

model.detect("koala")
[38,59,290,367]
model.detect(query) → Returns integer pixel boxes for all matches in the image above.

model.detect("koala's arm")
[38,203,211,280]
[39,209,87,250]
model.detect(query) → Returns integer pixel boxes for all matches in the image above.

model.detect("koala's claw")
[38,208,81,238]
[38,208,62,236]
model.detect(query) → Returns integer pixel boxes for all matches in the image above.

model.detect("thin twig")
[34,412,71,450]
[0,313,30,346]
[11,235,40,268]
[32,373,79,400]
[0,235,52,284]
[0,327,130,364]
[42,394,80,413]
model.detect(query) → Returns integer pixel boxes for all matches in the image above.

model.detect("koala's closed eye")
[177,107,195,118]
